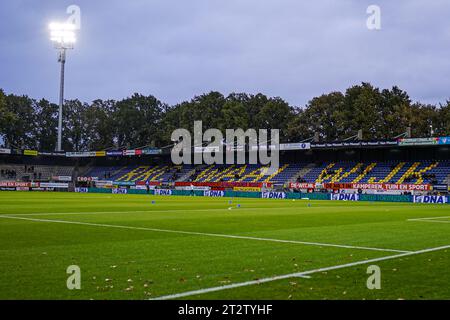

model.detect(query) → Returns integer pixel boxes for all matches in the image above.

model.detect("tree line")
[0,82,449,152]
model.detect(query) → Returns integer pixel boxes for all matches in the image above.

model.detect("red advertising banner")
[324,183,432,191]
[0,181,31,187]
[289,183,316,189]
[135,181,161,186]
[290,182,432,191]
[175,181,271,188]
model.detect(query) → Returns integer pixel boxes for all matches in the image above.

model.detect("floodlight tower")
[49,23,76,152]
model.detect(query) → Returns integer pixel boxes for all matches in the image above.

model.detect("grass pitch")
[0,192,449,300]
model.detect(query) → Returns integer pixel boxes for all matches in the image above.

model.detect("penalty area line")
[151,244,450,300]
[0,215,410,254]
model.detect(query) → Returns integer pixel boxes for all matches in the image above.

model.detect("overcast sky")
[0,0,449,107]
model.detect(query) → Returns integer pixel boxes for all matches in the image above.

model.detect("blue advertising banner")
[438,137,450,145]
[142,148,162,155]
[331,193,360,201]
[154,189,173,196]
[112,188,128,194]
[261,191,286,199]
[413,195,448,204]
[106,151,123,156]
[204,190,225,197]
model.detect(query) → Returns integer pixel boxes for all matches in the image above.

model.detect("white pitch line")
[408,216,450,221]
[151,244,450,300]
[0,215,410,253]
[408,219,450,224]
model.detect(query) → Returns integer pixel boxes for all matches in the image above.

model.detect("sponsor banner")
[95,151,106,157]
[16,187,30,191]
[77,176,98,182]
[177,186,210,191]
[23,149,38,156]
[134,185,156,190]
[398,137,439,146]
[114,181,135,186]
[327,183,432,191]
[142,148,162,155]
[413,195,448,204]
[38,152,65,157]
[0,148,11,154]
[280,143,310,151]
[106,150,123,156]
[438,137,450,145]
[40,182,69,188]
[66,151,96,157]
[261,191,286,199]
[123,149,137,156]
[154,189,173,196]
[52,176,72,182]
[136,181,161,186]
[312,141,397,148]
[75,187,89,193]
[175,181,270,188]
[112,188,128,194]
[233,186,261,192]
[225,145,245,152]
[433,184,449,191]
[331,193,360,201]
[0,187,16,191]
[289,183,316,189]
[194,146,221,153]
[204,190,225,197]
[0,181,31,187]
[94,180,113,188]
[250,145,277,151]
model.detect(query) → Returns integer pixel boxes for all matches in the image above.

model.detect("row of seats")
[190,164,303,183]
[1,160,447,185]
[80,161,450,185]
[88,165,194,183]
[304,161,450,185]
[86,163,304,184]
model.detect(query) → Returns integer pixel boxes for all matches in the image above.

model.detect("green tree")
[115,94,165,148]
[62,99,89,151]
[84,99,116,150]
[2,93,36,149]
[34,99,58,151]
[295,92,346,141]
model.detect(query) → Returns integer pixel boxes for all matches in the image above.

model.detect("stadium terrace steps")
[289,163,316,183]
[445,173,450,185]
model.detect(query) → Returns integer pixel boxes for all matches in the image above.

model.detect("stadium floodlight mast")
[49,22,76,152]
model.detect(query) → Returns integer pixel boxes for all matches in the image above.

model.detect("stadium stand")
[86,165,194,183]
[0,164,74,181]
[303,160,449,185]
[84,163,304,184]
[188,163,303,183]
[80,160,449,185]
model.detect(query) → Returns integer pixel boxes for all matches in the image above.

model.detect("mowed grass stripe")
[0,215,409,253]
